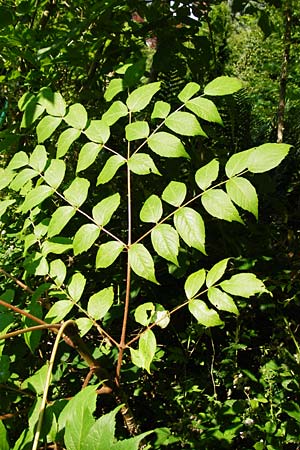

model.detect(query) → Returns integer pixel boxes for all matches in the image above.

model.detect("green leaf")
[148,132,189,158]
[0,420,9,450]
[80,406,120,450]
[151,224,179,265]
[0,199,15,218]
[68,272,86,302]
[97,154,125,184]
[178,82,200,103]
[226,177,258,219]
[24,252,49,276]
[9,168,37,191]
[112,431,155,450]
[92,193,120,227]
[128,243,158,284]
[44,159,66,190]
[49,259,67,287]
[84,120,110,144]
[102,101,128,126]
[41,237,73,256]
[20,185,54,213]
[36,115,62,143]
[206,258,230,288]
[73,224,100,255]
[21,101,45,128]
[126,82,160,112]
[153,307,170,329]
[165,111,206,137]
[201,189,244,224]
[195,159,219,190]
[29,145,47,172]
[37,88,66,116]
[104,78,124,102]
[247,143,291,173]
[87,286,114,320]
[130,329,156,373]
[48,206,75,237]
[189,299,224,327]
[125,121,150,141]
[64,177,90,208]
[134,302,155,326]
[128,153,161,175]
[140,195,162,223]
[174,207,206,254]
[76,318,93,337]
[96,241,124,268]
[186,97,223,125]
[204,76,243,96]
[151,101,171,119]
[77,142,102,173]
[208,287,239,315]
[7,151,28,170]
[57,128,81,158]
[23,364,48,394]
[64,103,88,129]
[0,169,15,190]
[225,149,252,178]
[220,273,268,298]
[184,268,206,299]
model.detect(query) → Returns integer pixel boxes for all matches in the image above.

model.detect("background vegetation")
[0,1,300,449]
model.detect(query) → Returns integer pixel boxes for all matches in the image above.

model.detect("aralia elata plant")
[0,72,291,448]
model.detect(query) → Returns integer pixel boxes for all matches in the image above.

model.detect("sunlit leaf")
[140,195,162,223]
[9,168,37,191]
[129,243,158,284]
[201,189,244,224]
[64,103,88,129]
[148,132,189,158]
[151,224,179,265]
[184,268,206,299]
[178,82,200,103]
[73,224,100,255]
[104,78,124,102]
[208,287,239,314]
[49,259,67,287]
[174,207,206,254]
[161,181,186,207]
[29,145,47,172]
[165,111,206,136]
[102,100,128,126]
[20,185,54,213]
[247,143,291,173]
[97,155,125,184]
[134,302,155,326]
[48,206,75,237]
[37,88,66,116]
[92,193,120,227]
[130,329,156,373]
[95,241,124,268]
[125,121,150,141]
[64,177,90,208]
[44,159,66,189]
[186,97,223,124]
[0,199,15,218]
[84,120,110,144]
[151,101,171,119]
[225,149,252,178]
[57,128,81,158]
[189,299,224,327]
[226,177,258,219]
[7,151,28,170]
[128,153,161,176]
[41,237,73,256]
[204,76,243,96]
[77,142,102,173]
[220,273,269,298]
[36,115,62,143]
[45,300,73,323]
[195,159,219,190]
[68,272,86,302]
[206,258,230,288]
[76,317,93,337]
[88,287,114,320]
[126,82,160,112]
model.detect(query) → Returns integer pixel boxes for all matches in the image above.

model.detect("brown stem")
[0,268,34,294]
[0,299,47,325]
[0,324,59,340]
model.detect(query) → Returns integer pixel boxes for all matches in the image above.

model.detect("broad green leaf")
[63,386,97,450]
[92,193,120,227]
[220,273,268,298]
[153,307,170,329]
[201,189,244,224]
[162,181,186,207]
[189,299,224,327]
[225,149,252,178]
[29,145,47,172]
[0,420,9,450]
[128,243,158,284]
[104,78,124,102]
[73,224,100,255]
[204,76,243,96]
[0,199,15,218]
[43,159,65,190]
[7,151,28,170]
[140,195,162,223]
[130,329,156,373]
[151,224,179,265]
[87,286,114,320]
[24,252,49,276]
[77,142,102,173]
[36,115,62,143]
[0,169,15,190]
[178,82,200,103]
[64,103,88,129]
[165,111,206,137]
[151,101,171,119]
[80,406,120,450]
[20,185,54,213]
[37,88,66,116]
[84,120,110,144]
[186,97,223,125]
[102,100,128,126]
[125,121,150,141]
[128,153,161,175]
[45,300,73,323]
[96,241,124,268]
[21,101,45,128]
[49,259,67,287]
[206,258,230,288]
[126,82,160,112]
[174,207,206,254]
[68,272,86,302]
[112,431,155,450]
[9,168,37,191]
[195,159,219,190]
[23,364,48,394]
[64,177,90,208]
[247,143,291,173]
[226,177,258,219]
[134,302,155,326]
[184,268,206,299]
[208,287,239,315]
[48,206,75,237]
[76,318,93,337]
[41,237,73,255]
[97,154,125,184]
[18,93,35,111]
[57,128,81,158]
[148,132,189,158]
